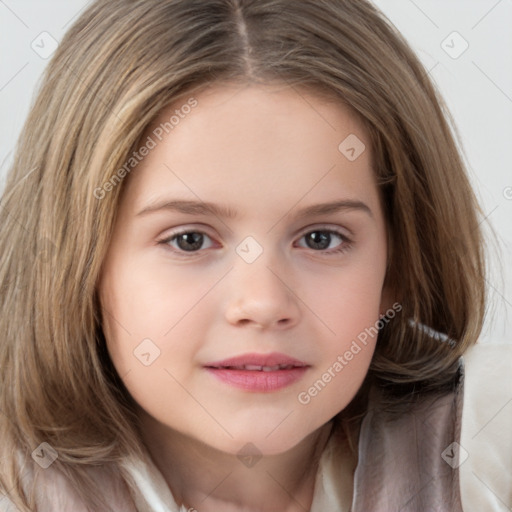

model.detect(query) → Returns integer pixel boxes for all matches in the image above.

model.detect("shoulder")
[1,450,139,512]
[460,343,512,511]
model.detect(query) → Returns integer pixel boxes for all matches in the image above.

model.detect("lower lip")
[205,367,309,392]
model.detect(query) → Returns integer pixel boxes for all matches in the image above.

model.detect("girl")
[0,0,510,511]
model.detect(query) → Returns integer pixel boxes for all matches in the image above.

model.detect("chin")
[198,421,318,458]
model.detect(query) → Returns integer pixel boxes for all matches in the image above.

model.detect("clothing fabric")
[2,343,511,511]
[123,343,512,511]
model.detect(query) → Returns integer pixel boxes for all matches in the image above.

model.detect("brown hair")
[0,0,485,509]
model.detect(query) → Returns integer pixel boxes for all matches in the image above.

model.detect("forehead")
[122,82,378,218]
[151,81,367,147]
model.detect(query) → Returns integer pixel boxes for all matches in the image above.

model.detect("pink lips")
[204,352,310,392]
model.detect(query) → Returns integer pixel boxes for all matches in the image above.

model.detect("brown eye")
[297,229,349,253]
[304,231,332,250]
[160,231,214,253]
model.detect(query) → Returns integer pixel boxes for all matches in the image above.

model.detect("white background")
[0,1,510,344]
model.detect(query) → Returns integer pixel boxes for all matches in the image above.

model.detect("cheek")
[293,253,386,416]
[98,257,220,410]
[100,255,220,350]
[295,295,378,429]
[295,347,373,439]
[301,254,386,344]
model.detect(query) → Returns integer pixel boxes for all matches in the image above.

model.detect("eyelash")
[156,227,353,257]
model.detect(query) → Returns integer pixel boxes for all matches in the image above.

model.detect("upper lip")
[205,352,309,370]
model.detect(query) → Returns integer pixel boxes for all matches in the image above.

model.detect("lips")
[204,352,309,392]
[219,364,298,371]
[205,352,308,370]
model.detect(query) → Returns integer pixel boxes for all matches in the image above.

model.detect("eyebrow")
[136,198,373,220]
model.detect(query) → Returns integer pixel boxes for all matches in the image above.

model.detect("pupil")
[177,233,203,251]
[308,231,329,250]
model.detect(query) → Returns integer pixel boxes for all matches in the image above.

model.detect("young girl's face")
[98,82,389,456]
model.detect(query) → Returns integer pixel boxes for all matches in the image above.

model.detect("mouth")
[204,352,310,392]
[211,363,302,371]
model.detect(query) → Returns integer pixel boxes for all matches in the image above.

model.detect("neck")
[138,415,334,512]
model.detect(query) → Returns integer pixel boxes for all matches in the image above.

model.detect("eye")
[158,230,214,253]
[296,229,351,254]
[157,227,352,256]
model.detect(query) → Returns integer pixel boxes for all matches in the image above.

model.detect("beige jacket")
[2,343,511,511]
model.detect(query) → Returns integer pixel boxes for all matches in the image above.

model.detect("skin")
[98,82,390,512]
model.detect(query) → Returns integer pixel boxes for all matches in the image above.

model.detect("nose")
[224,258,301,330]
